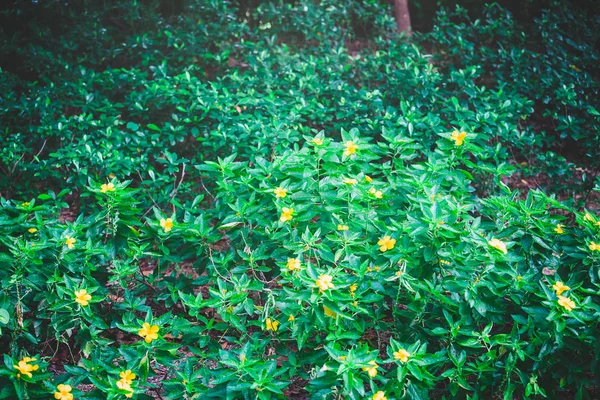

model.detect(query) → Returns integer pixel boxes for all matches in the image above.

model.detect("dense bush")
[0,0,598,399]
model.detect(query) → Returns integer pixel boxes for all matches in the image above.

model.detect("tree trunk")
[394,0,412,37]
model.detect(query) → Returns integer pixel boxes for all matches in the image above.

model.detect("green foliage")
[0,0,599,399]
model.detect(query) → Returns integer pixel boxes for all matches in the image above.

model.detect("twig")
[33,139,47,159]
[10,153,25,175]
[200,177,215,201]
[136,276,157,292]
[170,163,186,213]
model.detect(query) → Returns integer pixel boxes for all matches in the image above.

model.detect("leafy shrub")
[1,0,599,399]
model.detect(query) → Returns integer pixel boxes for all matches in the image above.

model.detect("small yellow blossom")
[349,283,358,297]
[343,178,358,185]
[369,187,383,199]
[337,224,349,231]
[316,274,334,291]
[109,173,116,179]
[265,318,279,332]
[362,360,378,378]
[489,238,507,254]
[343,141,358,156]
[274,187,287,198]
[120,370,136,385]
[365,175,373,183]
[160,218,174,232]
[584,213,594,222]
[554,224,565,234]
[377,236,396,252]
[288,314,295,322]
[338,355,347,361]
[74,289,92,306]
[557,295,576,312]
[280,207,294,222]
[54,384,73,400]
[21,202,30,207]
[552,281,570,296]
[138,322,160,343]
[323,305,337,318]
[372,391,387,400]
[65,236,76,249]
[28,228,37,233]
[116,378,134,398]
[100,182,116,193]
[286,258,301,271]
[589,242,600,252]
[394,348,410,363]
[450,130,467,146]
[14,357,39,378]
[311,137,324,145]
[240,354,247,362]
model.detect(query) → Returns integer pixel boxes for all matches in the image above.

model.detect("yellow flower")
[557,295,576,312]
[369,187,383,199]
[54,384,73,400]
[589,242,600,251]
[343,177,358,185]
[583,213,594,222]
[323,305,337,318]
[450,130,467,146]
[362,360,378,378]
[265,318,279,331]
[138,322,160,343]
[280,207,294,222]
[28,228,37,233]
[13,357,39,378]
[372,391,387,400]
[552,281,570,296]
[377,236,396,252]
[288,314,295,322]
[343,140,358,156]
[337,224,349,231]
[116,378,134,398]
[316,274,334,291]
[393,348,410,363]
[349,283,358,297]
[240,354,247,363]
[489,238,507,254]
[286,258,301,271]
[74,289,92,306]
[100,182,116,193]
[65,236,76,249]
[274,186,287,198]
[554,224,564,234]
[365,175,373,183]
[311,137,324,145]
[160,218,174,232]
[120,370,136,385]
[21,202,31,207]
[109,173,116,179]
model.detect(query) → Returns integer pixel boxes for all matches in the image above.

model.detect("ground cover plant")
[0,0,599,399]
